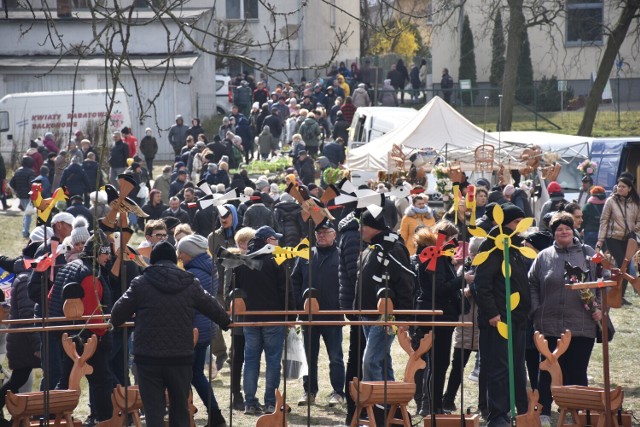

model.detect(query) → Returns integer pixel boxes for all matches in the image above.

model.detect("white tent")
[348,96,517,172]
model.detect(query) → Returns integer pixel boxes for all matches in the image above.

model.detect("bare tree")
[578,0,640,136]
[213,19,255,71]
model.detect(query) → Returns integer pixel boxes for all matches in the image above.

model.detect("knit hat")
[500,203,525,227]
[82,230,112,257]
[51,212,75,226]
[361,208,387,230]
[547,181,562,194]
[590,186,605,195]
[176,234,209,258]
[503,184,516,197]
[255,179,269,191]
[550,214,574,234]
[29,225,54,243]
[524,231,554,252]
[150,241,177,265]
[71,216,91,245]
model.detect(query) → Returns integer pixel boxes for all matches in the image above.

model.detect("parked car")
[215,74,233,116]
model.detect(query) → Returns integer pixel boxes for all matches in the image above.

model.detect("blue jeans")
[302,325,345,396]
[362,324,395,381]
[243,325,285,407]
[20,199,31,237]
[192,342,219,412]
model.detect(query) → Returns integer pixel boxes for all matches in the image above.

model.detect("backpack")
[301,122,316,142]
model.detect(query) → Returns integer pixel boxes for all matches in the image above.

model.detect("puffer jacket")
[7,259,41,370]
[399,207,436,255]
[338,212,361,315]
[110,260,230,364]
[598,194,640,241]
[354,230,415,319]
[59,162,91,197]
[9,158,36,199]
[184,253,218,345]
[529,239,599,339]
[415,254,462,322]
[291,244,341,320]
[274,200,306,247]
[474,226,531,328]
[243,203,276,229]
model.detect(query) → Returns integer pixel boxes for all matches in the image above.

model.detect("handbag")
[282,328,308,380]
[596,316,615,343]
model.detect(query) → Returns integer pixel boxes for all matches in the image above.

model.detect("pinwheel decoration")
[25,237,61,282]
[418,231,456,272]
[273,238,310,265]
[100,175,148,231]
[469,204,537,339]
[216,244,276,271]
[30,183,68,223]
[194,180,247,211]
[285,174,337,225]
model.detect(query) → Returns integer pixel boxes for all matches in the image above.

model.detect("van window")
[0,112,8,132]
[591,140,626,190]
[555,157,582,192]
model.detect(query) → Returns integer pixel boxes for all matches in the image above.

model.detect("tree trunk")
[577,1,640,136]
[360,0,370,56]
[500,0,525,131]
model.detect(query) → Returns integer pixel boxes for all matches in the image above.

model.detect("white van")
[0,89,131,167]
[348,106,419,150]
[215,75,233,116]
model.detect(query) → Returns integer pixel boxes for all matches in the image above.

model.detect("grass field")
[0,209,639,426]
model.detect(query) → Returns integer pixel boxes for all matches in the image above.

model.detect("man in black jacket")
[291,223,345,407]
[9,156,36,237]
[354,208,414,382]
[161,197,191,225]
[108,131,129,188]
[110,241,230,427]
[474,203,530,427]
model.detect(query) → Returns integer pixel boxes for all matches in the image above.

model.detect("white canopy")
[348,96,517,172]
[489,131,592,160]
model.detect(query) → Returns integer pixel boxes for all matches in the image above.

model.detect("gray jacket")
[529,239,599,339]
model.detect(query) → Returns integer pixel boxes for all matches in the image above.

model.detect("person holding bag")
[530,212,603,427]
[596,174,640,305]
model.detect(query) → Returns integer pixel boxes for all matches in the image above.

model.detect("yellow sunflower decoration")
[468,204,537,338]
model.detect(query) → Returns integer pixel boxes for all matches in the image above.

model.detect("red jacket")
[123,135,138,158]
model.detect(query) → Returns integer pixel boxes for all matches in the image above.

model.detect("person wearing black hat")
[234,226,294,415]
[291,223,345,407]
[529,212,602,427]
[596,174,640,305]
[355,207,414,383]
[55,230,114,425]
[474,203,530,426]
[111,240,230,427]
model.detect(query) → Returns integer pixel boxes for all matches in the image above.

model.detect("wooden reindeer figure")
[255,389,290,427]
[6,333,97,427]
[535,331,624,427]
[516,389,543,427]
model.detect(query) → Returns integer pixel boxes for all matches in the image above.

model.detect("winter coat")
[598,194,640,241]
[415,254,462,322]
[184,253,218,344]
[139,202,167,229]
[111,260,230,364]
[235,117,254,151]
[82,159,103,190]
[140,135,158,160]
[529,239,599,339]
[234,250,293,322]
[262,114,282,138]
[338,213,361,315]
[511,189,533,218]
[43,135,59,153]
[331,118,350,144]
[538,193,567,231]
[354,230,414,319]
[7,259,41,370]
[581,196,605,233]
[322,141,345,166]
[161,207,191,225]
[379,82,397,106]
[28,242,66,317]
[66,203,94,228]
[295,157,315,185]
[299,118,321,148]
[9,164,36,199]
[60,163,91,197]
[452,298,479,351]
[291,244,342,320]
[474,226,531,328]
[168,123,189,151]
[339,103,357,124]
[399,207,437,255]
[274,201,306,247]
[152,175,171,205]
[351,87,370,108]
[243,203,276,229]
[108,140,129,169]
[192,205,217,237]
[258,128,275,156]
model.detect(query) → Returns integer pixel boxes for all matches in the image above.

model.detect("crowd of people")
[0,74,635,427]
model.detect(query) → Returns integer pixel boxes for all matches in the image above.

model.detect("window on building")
[226,0,258,20]
[566,0,603,45]
[72,0,90,8]
[1,0,21,9]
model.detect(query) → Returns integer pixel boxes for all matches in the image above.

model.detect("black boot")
[209,409,227,427]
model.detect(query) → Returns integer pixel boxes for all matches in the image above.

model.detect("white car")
[215,75,233,116]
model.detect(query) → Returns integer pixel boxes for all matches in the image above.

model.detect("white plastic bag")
[283,328,307,380]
